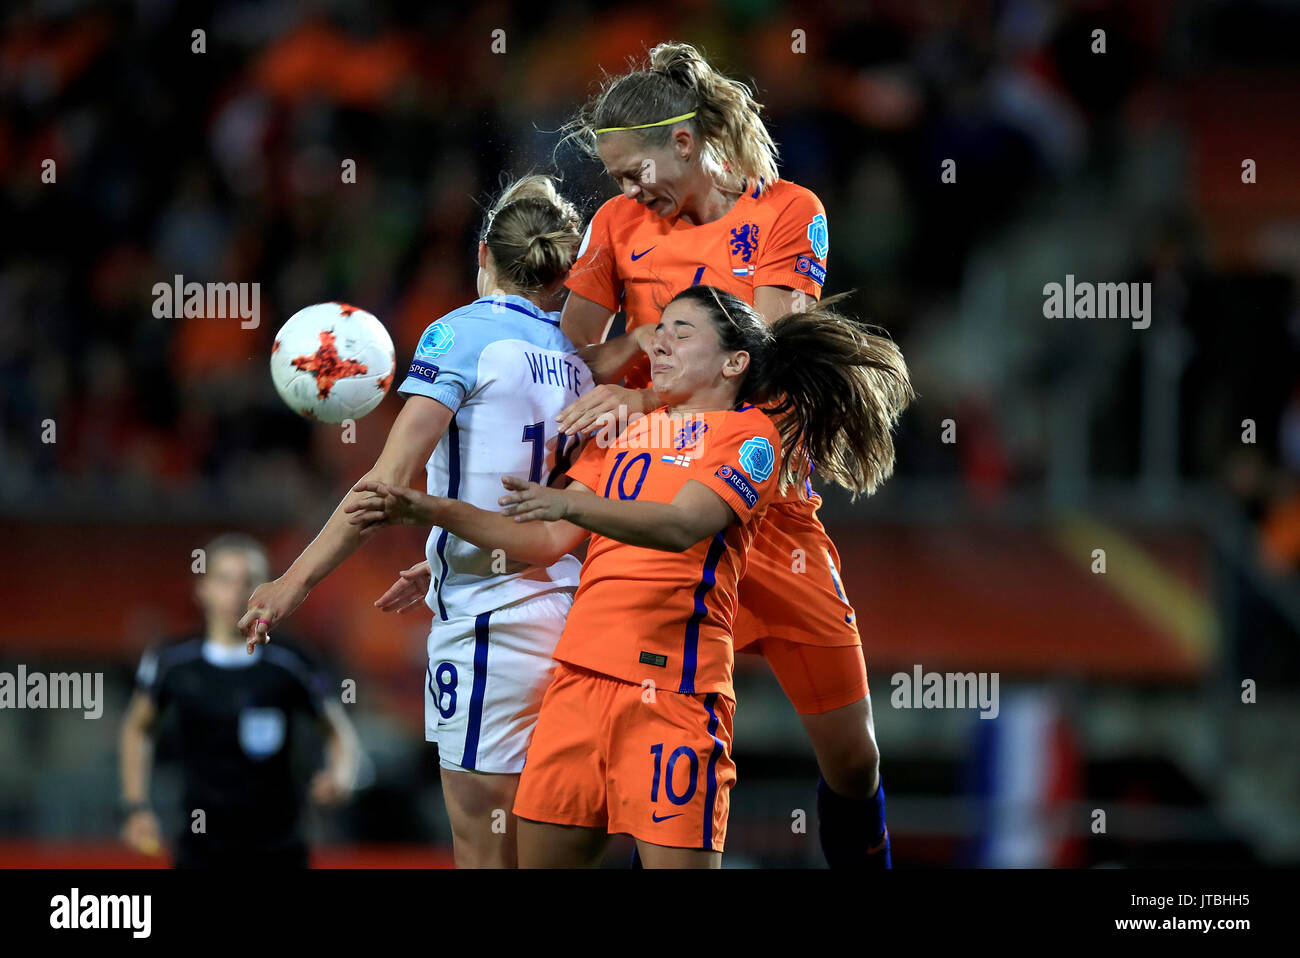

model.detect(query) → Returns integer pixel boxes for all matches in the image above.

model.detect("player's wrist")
[416,493,445,525]
[564,488,580,521]
[558,488,581,524]
[119,800,151,821]
[281,565,317,594]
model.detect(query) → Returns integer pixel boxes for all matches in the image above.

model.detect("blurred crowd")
[0,0,1297,566]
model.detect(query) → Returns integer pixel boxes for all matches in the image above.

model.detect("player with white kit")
[238,175,590,867]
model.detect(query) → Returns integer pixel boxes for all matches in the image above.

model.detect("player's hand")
[346,480,438,535]
[556,384,646,437]
[309,766,354,807]
[121,808,163,856]
[498,475,571,522]
[374,560,432,613]
[631,324,658,354]
[239,576,310,653]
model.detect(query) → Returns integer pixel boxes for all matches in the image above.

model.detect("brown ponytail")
[668,286,915,497]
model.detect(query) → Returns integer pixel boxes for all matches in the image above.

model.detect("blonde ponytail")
[481,174,582,294]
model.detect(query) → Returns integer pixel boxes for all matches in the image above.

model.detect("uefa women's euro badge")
[738,436,776,483]
[806,213,829,260]
[417,322,456,359]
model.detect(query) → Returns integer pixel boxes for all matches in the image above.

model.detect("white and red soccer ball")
[270,302,396,423]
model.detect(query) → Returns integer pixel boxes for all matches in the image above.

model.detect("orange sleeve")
[565,197,623,313]
[565,434,607,492]
[693,411,782,523]
[752,188,828,299]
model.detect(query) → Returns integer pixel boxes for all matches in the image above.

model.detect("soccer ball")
[270,302,396,423]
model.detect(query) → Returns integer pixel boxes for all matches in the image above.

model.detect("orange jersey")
[566,177,868,712]
[566,179,829,389]
[556,404,781,698]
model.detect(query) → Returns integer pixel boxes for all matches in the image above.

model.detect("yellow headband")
[594,111,697,134]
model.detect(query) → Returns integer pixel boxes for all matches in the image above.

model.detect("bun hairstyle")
[668,286,915,498]
[481,174,582,295]
[562,41,780,194]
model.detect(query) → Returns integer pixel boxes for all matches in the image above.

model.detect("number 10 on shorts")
[649,743,699,806]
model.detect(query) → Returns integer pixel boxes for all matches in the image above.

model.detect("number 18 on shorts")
[425,591,572,774]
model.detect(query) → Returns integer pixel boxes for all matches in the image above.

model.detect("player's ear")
[672,127,693,162]
[723,349,750,380]
[477,241,489,269]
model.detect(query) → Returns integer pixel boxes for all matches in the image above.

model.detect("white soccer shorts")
[424,589,573,774]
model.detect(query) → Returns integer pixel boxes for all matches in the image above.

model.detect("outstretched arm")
[238,395,452,649]
[498,475,734,553]
[347,479,592,567]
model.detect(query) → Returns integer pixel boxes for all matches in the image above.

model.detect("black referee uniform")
[135,638,331,868]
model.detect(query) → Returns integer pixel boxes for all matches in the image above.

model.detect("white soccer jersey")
[397,294,591,620]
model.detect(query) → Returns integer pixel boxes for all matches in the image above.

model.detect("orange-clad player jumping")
[554,42,904,868]
[347,285,911,867]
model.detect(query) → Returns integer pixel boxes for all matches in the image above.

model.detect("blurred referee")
[119,533,361,868]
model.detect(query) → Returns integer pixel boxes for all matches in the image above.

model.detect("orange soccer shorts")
[513,663,737,853]
[733,497,870,715]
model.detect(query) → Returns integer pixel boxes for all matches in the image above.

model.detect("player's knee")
[815,724,880,798]
[835,742,880,797]
[802,698,880,795]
